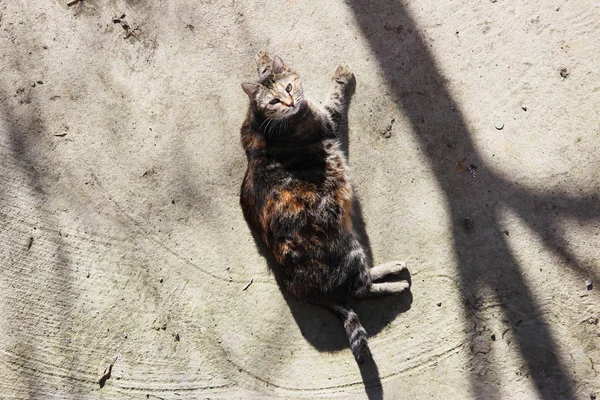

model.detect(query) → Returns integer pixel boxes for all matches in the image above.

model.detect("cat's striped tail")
[326,303,371,364]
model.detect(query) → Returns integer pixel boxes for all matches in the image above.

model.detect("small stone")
[495,120,504,130]
[436,302,442,307]
[586,279,593,290]
[590,392,596,400]
[36,80,43,84]
[467,164,477,177]
[559,68,570,79]
[174,332,180,341]
[555,6,560,11]
[521,105,527,111]
[381,118,395,138]
[491,334,496,341]
[504,230,510,236]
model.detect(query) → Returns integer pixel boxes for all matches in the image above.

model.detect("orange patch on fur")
[260,197,276,232]
[342,197,353,231]
[242,134,265,150]
[273,242,290,264]
[279,190,304,214]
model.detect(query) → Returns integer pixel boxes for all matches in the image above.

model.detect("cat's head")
[241,56,304,119]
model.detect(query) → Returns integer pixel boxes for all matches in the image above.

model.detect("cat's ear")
[273,56,288,74]
[241,83,261,99]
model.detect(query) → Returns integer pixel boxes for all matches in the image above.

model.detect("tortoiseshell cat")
[240,52,410,363]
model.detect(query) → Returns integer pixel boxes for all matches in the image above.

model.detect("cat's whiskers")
[264,118,273,135]
[266,117,278,135]
[258,117,272,133]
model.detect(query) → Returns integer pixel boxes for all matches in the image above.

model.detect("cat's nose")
[286,93,294,108]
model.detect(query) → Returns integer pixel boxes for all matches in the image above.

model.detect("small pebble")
[495,120,504,130]
[491,334,496,341]
[467,164,477,177]
[521,105,527,111]
[436,302,442,307]
[586,279,593,290]
[36,80,43,84]
[559,68,569,79]
[555,6,560,11]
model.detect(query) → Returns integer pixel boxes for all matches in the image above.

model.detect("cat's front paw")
[333,64,355,85]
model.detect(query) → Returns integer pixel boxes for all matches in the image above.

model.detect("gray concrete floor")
[1,1,599,398]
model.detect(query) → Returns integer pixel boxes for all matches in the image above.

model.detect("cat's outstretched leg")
[325,65,355,123]
[255,51,273,79]
[369,260,407,281]
[357,281,410,299]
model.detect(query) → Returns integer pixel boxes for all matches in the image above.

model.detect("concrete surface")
[1,0,599,399]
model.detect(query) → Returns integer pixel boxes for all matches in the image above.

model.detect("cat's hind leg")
[369,260,407,281]
[255,51,274,79]
[357,281,410,299]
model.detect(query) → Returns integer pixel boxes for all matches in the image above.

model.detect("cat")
[239,52,410,364]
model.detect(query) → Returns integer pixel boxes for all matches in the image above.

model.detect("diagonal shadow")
[348,0,600,398]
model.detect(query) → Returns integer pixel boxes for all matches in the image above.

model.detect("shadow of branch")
[347,0,593,397]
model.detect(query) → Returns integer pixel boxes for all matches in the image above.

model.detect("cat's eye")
[285,83,292,93]
[269,98,280,105]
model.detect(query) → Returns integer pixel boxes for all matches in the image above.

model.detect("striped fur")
[326,302,371,363]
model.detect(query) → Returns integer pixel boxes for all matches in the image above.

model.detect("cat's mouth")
[284,99,302,115]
